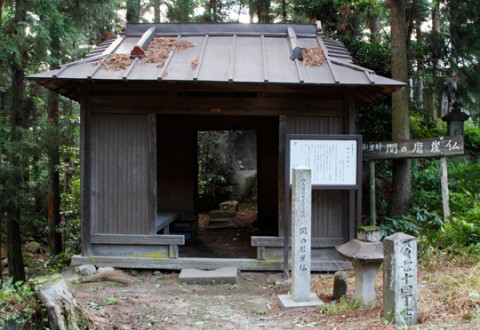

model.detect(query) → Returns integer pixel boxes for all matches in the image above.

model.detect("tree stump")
[36,275,107,330]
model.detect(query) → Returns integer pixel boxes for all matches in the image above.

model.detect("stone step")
[205,224,234,229]
[208,209,236,219]
[219,200,239,212]
[179,267,238,285]
[207,218,232,223]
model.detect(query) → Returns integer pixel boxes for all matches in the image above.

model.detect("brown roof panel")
[233,36,264,82]
[265,37,298,84]
[27,23,404,102]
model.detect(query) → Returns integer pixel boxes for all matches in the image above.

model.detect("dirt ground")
[179,208,258,259]
[68,265,480,330]
[68,209,480,330]
[4,208,479,329]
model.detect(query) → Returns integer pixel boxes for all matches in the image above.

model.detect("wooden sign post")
[363,136,464,223]
[285,135,362,280]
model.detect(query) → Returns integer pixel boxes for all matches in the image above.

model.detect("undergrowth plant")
[382,123,480,260]
[0,278,45,328]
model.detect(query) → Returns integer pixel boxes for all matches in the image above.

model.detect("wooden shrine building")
[29,23,403,271]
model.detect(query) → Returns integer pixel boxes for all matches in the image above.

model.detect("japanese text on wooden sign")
[363,136,464,160]
[290,139,358,186]
[399,239,417,325]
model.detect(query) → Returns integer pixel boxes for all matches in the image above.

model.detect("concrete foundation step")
[178,267,238,285]
[206,217,233,229]
[209,209,236,219]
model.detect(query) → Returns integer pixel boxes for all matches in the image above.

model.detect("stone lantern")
[336,226,384,305]
[442,102,470,138]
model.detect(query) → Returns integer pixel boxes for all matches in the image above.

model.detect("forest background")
[0,0,480,325]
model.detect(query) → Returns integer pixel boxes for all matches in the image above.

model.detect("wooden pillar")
[147,113,158,234]
[345,93,358,239]
[278,115,287,236]
[440,157,450,222]
[80,91,92,256]
[369,161,376,226]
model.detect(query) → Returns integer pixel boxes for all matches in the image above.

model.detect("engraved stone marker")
[383,233,418,326]
[278,167,322,309]
[291,166,312,301]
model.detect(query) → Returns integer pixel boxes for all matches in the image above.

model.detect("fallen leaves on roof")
[191,56,200,70]
[301,47,327,66]
[95,37,195,71]
[97,54,132,71]
[141,37,195,67]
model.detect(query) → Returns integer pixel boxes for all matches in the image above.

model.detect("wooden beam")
[91,234,185,245]
[90,96,344,116]
[71,255,351,272]
[251,236,344,248]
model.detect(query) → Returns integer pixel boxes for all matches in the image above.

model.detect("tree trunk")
[281,0,287,22]
[369,15,382,43]
[47,91,63,256]
[414,19,424,112]
[430,0,441,122]
[0,208,4,282]
[152,0,161,22]
[388,0,411,217]
[6,0,27,284]
[256,0,270,23]
[212,0,217,21]
[126,0,141,23]
[249,0,254,23]
[0,0,4,27]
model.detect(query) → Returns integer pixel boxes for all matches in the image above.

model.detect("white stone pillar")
[383,232,418,326]
[291,166,312,302]
[278,167,322,309]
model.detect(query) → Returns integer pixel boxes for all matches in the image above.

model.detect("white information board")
[290,139,358,186]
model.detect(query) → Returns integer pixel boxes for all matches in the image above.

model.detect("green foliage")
[318,296,362,315]
[166,0,197,22]
[358,101,392,142]
[409,113,445,139]
[241,173,257,203]
[197,131,237,211]
[339,35,391,77]
[341,34,393,143]
[381,207,443,238]
[464,123,480,157]
[383,157,480,257]
[0,278,45,328]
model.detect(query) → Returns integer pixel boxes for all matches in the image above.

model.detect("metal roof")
[28,23,404,102]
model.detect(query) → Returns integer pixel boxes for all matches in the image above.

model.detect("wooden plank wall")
[286,115,347,239]
[91,113,152,234]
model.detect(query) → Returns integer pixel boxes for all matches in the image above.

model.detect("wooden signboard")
[363,136,464,161]
[284,134,362,279]
[363,135,465,225]
[288,135,362,189]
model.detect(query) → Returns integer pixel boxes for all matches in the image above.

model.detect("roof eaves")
[53,35,126,79]
[287,27,305,84]
[315,35,340,84]
[125,23,317,38]
[228,35,237,82]
[192,34,209,81]
[261,35,269,83]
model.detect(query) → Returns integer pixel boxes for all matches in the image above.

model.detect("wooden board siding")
[156,115,278,231]
[91,113,155,235]
[157,116,196,214]
[286,115,348,240]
